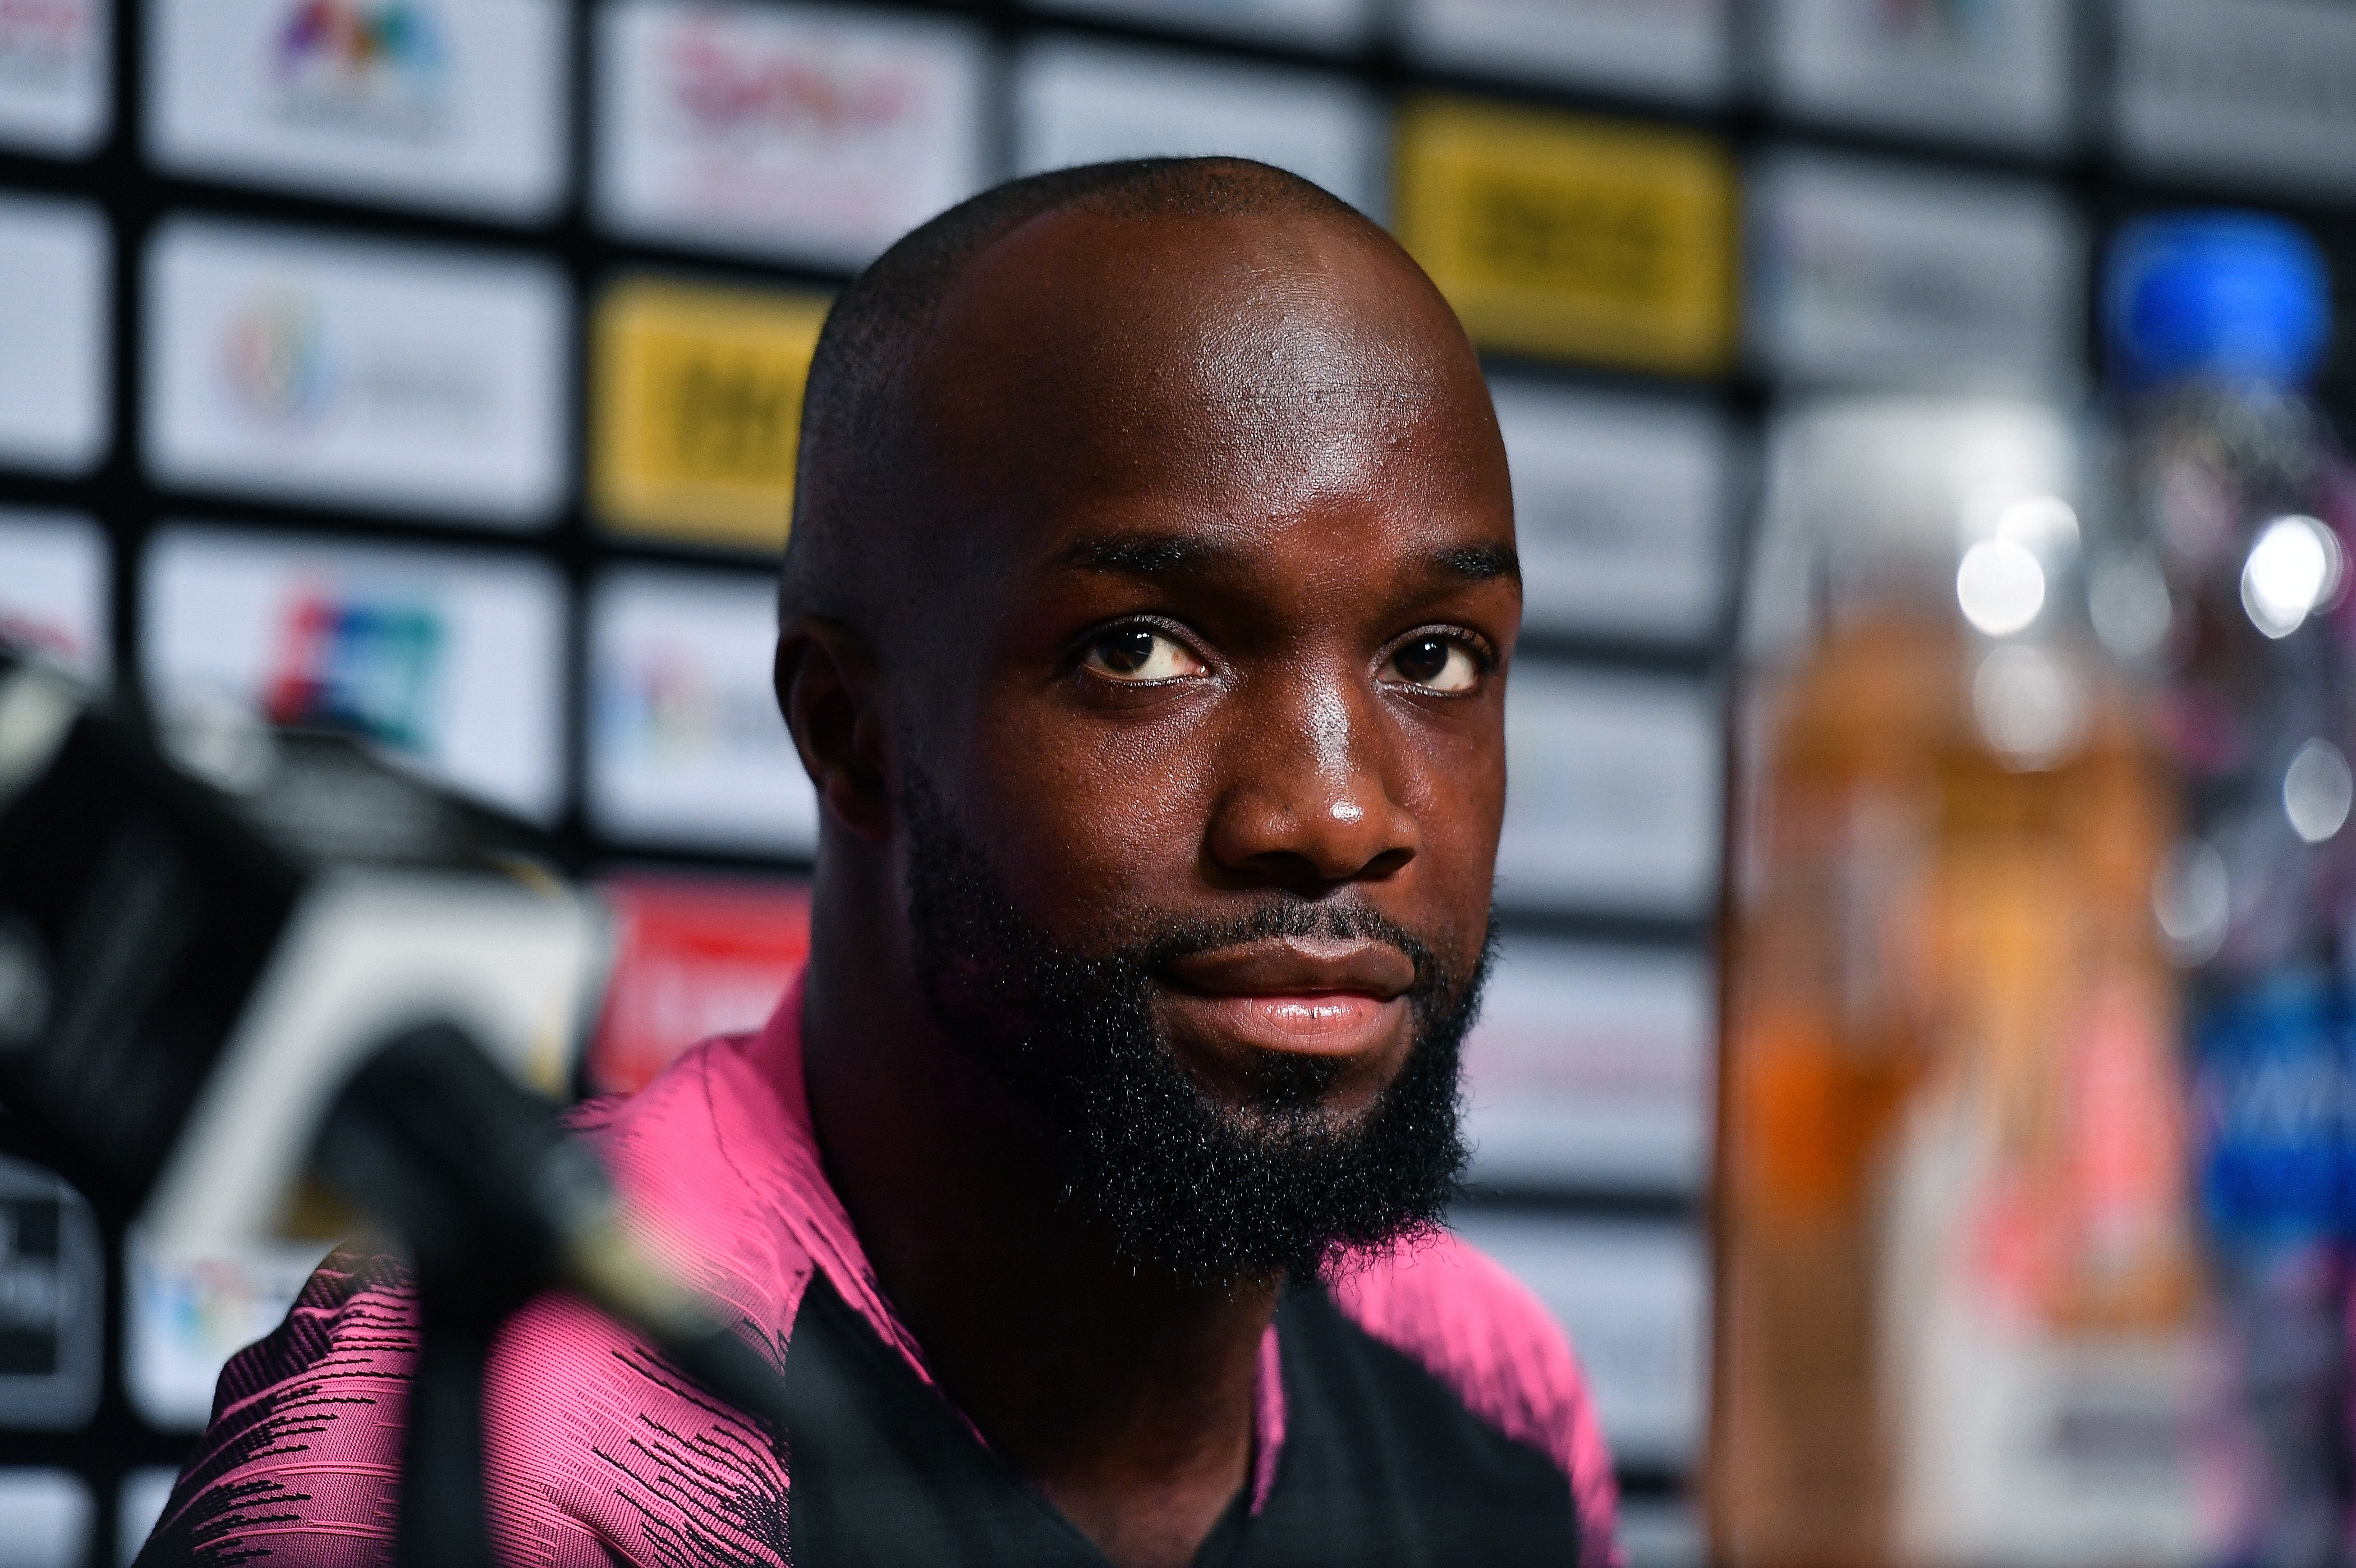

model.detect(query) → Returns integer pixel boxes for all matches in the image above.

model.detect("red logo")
[585,874,812,1097]
[664,21,915,140]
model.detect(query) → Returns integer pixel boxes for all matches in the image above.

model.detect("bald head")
[778,157,1492,637]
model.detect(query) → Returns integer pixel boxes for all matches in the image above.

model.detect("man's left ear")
[776,616,893,841]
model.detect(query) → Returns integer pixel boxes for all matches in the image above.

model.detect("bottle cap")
[2104,212,2332,391]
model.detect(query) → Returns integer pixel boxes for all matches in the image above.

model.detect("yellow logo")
[594,277,831,552]
[1395,99,1736,376]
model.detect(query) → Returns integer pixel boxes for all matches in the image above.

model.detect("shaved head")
[780,157,1427,634]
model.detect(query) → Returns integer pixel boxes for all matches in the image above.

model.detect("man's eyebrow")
[1435,543,1520,583]
[1052,534,1248,575]
[1052,534,1521,582]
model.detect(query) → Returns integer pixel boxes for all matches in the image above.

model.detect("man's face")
[882,206,1518,1278]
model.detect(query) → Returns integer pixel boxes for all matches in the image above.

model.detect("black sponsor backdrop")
[3,2,2355,1561]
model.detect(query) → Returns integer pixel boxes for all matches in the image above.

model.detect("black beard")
[901,766,1489,1287]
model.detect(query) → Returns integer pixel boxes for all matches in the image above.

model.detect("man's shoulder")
[1327,1228,1623,1565]
[1328,1229,1576,1436]
[586,1030,827,1313]
[140,1031,828,1568]
[475,1036,809,1562]
[138,1247,422,1566]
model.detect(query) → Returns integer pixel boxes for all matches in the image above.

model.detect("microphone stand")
[0,649,789,1565]
[317,1022,798,1567]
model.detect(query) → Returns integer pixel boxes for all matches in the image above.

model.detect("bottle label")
[2191,974,2342,1253]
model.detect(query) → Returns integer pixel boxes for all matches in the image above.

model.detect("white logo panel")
[589,566,817,857]
[147,0,569,220]
[1015,38,1382,217]
[143,526,566,823]
[1750,151,2084,394]
[1494,381,1728,645]
[145,218,569,525]
[596,0,987,271]
[1402,0,1727,105]
[1465,938,1714,1192]
[1450,1212,1707,1468]
[0,194,108,476]
[0,0,109,155]
[0,1159,103,1434]
[1033,0,1371,53]
[125,1232,328,1432]
[2117,0,2356,202]
[1767,0,2072,151]
[0,509,108,679]
[1498,667,1722,917]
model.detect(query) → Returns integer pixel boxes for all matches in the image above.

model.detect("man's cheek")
[970,735,1211,916]
[1056,789,1212,921]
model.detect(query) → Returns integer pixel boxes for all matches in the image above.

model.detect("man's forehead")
[905,204,1498,515]
[927,205,1472,413]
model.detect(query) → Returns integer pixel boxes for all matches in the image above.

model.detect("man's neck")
[798,947,1275,1568]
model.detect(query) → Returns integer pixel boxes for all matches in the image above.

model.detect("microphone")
[315,1018,791,1430]
[0,646,794,1565]
[313,1022,794,1568]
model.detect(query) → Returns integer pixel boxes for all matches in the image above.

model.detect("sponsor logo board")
[1465,937,1713,1192]
[1396,99,1736,374]
[0,509,107,679]
[2116,0,2356,202]
[1015,37,1382,217]
[585,874,811,1097]
[1032,0,1371,52]
[0,193,107,476]
[1767,0,2072,151]
[596,0,985,270]
[1749,150,2084,392]
[147,0,568,220]
[1402,0,1727,105]
[143,526,566,823]
[124,1231,327,1431]
[0,0,107,154]
[1448,1211,1706,1467]
[593,277,828,552]
[589,565,819,854]
[1498,665,1722,916]
[146,218,568,525]
[1493,380,1727,644]
[0,1470,89,1564]
[0,1159,102,1432]
[120,1471,177,1565]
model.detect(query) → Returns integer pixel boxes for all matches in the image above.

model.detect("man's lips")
[1159,937,1415,1058]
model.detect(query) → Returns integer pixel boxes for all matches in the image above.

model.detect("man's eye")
[1386,636,1481,693]
[1081,628,1206,683]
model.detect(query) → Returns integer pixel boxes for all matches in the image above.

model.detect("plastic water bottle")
[1715,398,2207,1567]
[2099,212,2353,1567]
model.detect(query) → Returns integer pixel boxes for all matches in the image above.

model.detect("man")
[142,158,1619,1568]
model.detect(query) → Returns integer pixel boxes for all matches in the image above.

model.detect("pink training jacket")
[139,984,1623,1567]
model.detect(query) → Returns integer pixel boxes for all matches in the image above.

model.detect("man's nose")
[1204,670,1419,892]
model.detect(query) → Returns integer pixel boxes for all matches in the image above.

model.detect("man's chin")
[1050,1030,1469,1285]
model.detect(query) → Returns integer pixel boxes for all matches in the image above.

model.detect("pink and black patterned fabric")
[137,985,1622,1567]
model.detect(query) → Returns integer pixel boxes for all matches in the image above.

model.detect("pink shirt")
[146,985,1623,1566]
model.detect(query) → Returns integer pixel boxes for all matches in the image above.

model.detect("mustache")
[1130,901,1452,999]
